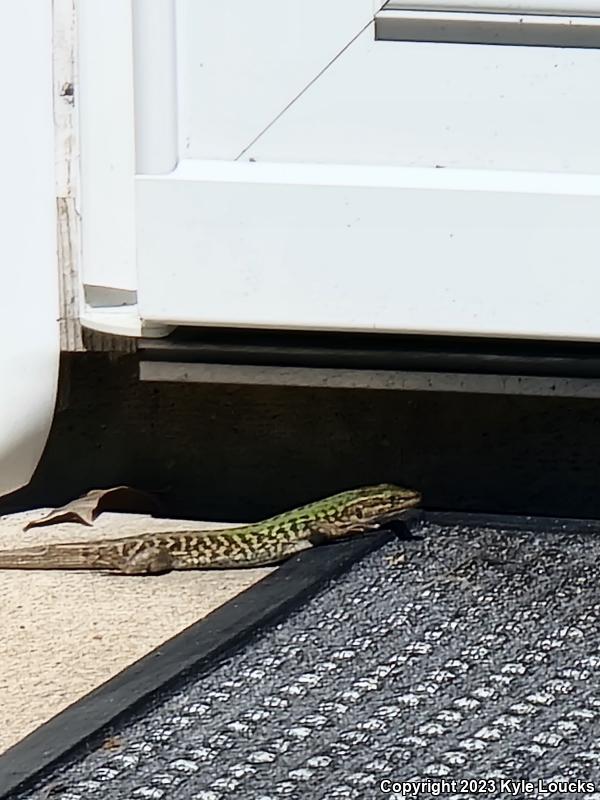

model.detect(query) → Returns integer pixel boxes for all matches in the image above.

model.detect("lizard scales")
[0,484,421,575]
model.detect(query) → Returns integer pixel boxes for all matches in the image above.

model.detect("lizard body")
[0,484,420,574]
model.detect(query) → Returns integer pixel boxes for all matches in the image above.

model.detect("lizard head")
[331,483,421,529]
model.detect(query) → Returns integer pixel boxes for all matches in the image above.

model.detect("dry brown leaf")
[23,486,163,531]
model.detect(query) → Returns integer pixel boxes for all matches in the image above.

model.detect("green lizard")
[0,484,420,575]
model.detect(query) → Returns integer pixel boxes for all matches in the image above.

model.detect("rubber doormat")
[4,512,600,800]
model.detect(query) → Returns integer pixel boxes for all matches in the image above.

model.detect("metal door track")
[138,329,600,397]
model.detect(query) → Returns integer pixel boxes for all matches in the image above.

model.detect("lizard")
[0,484,421,575]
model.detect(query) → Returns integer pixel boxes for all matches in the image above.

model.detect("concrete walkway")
[0,510,272,753]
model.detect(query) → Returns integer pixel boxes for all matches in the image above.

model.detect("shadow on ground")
[3,353,600,521]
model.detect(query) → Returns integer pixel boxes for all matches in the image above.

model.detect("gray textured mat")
[15,520,600,799]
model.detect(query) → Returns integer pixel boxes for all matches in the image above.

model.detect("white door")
[79,0,600,340]
[0,1,59,495]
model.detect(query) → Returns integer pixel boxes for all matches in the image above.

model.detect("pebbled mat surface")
[14,520,600,800]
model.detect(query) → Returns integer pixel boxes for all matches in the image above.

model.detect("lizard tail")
[0,542,113,570]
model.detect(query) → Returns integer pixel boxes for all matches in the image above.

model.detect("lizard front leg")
[117,545,175,575]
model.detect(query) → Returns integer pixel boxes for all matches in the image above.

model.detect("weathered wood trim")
[54,0,83,351]
[53,0,135,353]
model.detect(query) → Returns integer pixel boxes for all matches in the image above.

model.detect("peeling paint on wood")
[56,196,80,350]
[54,0,83,351]
[53,0,135,353]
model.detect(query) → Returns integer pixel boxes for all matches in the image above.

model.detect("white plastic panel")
[0,0,59,495]
[244,26,600,173]
[137,161,600,340]
[78,0,137,290]
[132,0,178,174]
[175,0,381,159]
[75,0,600,342]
